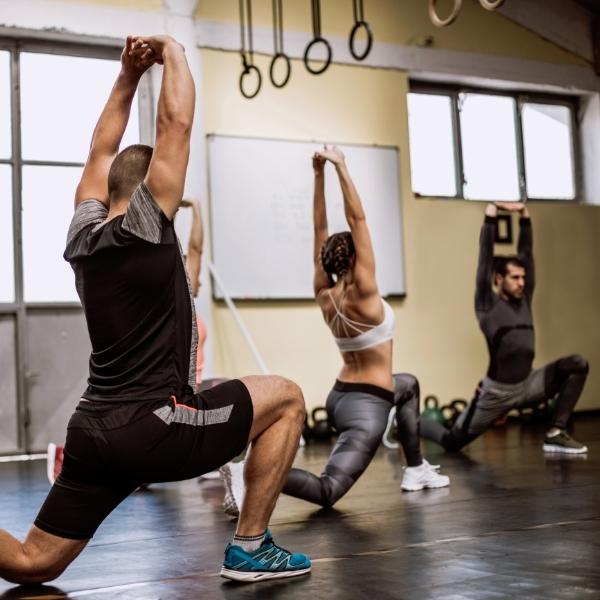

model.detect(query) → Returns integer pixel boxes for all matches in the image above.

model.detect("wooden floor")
[1,416,599,599]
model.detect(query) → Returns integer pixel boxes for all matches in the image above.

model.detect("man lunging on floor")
[421,202,589,454]
[0,34,310,586]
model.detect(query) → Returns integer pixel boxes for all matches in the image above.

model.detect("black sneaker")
[543,431,588,454]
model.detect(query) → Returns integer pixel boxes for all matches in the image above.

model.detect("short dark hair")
[320,232,355,285]
[494,255,526,277]
[108,144,153,201]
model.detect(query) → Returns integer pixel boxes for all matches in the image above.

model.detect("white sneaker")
[401,459,450,492]
[220,461,246,518]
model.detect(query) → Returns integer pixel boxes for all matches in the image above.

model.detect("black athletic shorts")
[35,379,253,540]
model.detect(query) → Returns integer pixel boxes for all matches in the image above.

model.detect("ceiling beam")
[497,0,593,63]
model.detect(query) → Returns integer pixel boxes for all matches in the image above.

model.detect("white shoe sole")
[46,443,56,485]
[543,443,588,454]
[220,566,311,582]
[401,478,450,492]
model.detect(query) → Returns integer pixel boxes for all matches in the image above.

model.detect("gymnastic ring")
[303,37,332,75]
[349,20,373,61]
[269,52,291,88]
[479,0,505,9]
[239,64,262,99]
[428,0,462,28]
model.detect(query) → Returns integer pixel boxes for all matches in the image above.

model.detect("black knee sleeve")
[558,354,589,376]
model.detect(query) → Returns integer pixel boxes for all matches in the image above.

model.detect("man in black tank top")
[421,202,589,454]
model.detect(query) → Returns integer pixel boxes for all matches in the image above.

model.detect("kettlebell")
[441,404,455,427]
[422,395,444,424]
[308,407,335,441]
[449,399,467,426]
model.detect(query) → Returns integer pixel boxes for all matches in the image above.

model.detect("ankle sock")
[232,531,266,552]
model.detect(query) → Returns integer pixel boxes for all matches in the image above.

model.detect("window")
[0,43,142,305]
[0,165,14,303]
[407,83,578,202]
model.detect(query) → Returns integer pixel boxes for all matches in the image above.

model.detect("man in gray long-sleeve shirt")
[421,202,589,454]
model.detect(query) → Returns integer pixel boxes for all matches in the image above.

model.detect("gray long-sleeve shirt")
[475,215,535,384]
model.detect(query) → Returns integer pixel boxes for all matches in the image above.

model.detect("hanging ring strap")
[349,0,373,61]
[428,0,462,27]
[239,0,262,98]
[304,0,332,75]
[479,0,505,10]
[269,0,292,88]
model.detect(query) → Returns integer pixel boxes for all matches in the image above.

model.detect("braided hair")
[320,232,355,285]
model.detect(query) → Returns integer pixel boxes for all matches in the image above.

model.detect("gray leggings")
[282,374,422,508]
[421,354,589,452]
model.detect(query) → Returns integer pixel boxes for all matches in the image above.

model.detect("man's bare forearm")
[88,71,140,158]
[156,43,195,133]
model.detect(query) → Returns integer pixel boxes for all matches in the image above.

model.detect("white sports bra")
[327,291,395,352]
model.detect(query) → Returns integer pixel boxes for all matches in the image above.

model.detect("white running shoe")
[220,461,246,518]
[46,443,64,485]
[198,470,221,481]
[401,459,450,492]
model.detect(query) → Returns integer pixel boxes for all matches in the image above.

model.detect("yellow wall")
[199,1,600,411]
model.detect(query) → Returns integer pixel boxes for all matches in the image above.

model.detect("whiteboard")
[208,135,405,299]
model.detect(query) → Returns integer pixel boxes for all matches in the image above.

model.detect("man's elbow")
[157,115,193,137]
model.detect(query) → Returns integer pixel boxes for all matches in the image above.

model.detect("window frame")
[408,80,581,203]
[0,36,151,310]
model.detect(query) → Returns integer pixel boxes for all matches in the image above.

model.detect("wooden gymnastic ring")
[239,64,262,99]
[303,37,332,75]
[479,0,505,10]
[428,0,462,28]
[269,52,291,88]
[349,20,373,61]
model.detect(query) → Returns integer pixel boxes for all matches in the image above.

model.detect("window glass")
[20,53,139,162]
[522,103,575,199]
[22,165,83,302]
[407,93,457,197]
[459,93,520,201]
[0,166,14,302]
[0,52,11,159]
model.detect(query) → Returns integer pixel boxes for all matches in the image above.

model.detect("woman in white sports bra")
[281,146,449,506]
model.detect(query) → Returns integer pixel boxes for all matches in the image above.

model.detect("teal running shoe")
[220,530,311,582]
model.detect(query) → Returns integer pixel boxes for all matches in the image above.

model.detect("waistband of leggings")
[482,375,529,392]
[333,380,395,403]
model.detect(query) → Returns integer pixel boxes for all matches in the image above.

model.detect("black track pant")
[420,354,589,452]
[283,374,423,507]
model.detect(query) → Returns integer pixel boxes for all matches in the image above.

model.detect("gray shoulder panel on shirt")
[122,182,164,244]
[67,199,108,244]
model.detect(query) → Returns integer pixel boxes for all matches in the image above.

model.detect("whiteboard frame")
[206,133,407,301]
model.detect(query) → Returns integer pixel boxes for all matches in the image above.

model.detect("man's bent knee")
[560,354,589,375]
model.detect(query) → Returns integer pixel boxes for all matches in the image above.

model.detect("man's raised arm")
[75,37,156,208]
[139,35,195,220]
[517,205,534,298]
[475,203,498,313]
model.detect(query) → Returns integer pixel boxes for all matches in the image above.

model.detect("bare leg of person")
[235,375,305,536]
[0,526,87,585]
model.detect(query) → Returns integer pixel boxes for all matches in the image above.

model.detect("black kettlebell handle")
[312,406,328,421]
